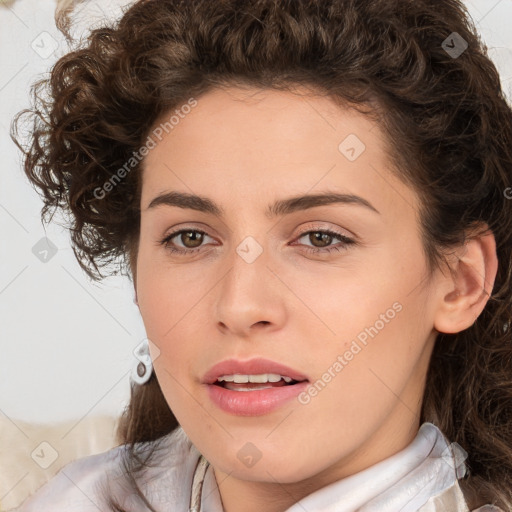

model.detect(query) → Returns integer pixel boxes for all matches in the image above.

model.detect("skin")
[134,85,497,512]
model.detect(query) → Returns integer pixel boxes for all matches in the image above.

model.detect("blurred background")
[0,0,511,508]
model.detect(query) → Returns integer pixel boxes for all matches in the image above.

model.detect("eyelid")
[159,221,358,256]
[296,221,356,240]
[160,221,355,244]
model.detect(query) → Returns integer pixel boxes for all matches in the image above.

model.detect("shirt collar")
[199,422,468,512]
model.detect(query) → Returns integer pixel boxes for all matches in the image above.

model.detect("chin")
[217,453,319,484]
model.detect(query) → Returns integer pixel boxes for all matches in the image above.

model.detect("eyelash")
[158,227,356,256]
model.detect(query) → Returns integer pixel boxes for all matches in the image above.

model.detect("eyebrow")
[146,190,380,217]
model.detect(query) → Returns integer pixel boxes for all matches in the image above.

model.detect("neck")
[212,413,419,512]
[213,466,335,512]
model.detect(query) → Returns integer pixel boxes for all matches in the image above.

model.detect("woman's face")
[136,85,443,486]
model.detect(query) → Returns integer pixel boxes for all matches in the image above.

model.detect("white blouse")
[10,422,504,512]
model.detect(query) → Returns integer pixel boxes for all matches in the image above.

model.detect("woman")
[9,0,512,510]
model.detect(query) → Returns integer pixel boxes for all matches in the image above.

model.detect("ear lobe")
[433,227,498,334]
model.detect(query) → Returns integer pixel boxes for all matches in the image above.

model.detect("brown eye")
[308,231,335,248]
[293,229,356,254]
[178,230,204,248]
[159,229,214,254]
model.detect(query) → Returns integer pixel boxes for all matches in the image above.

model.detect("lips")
[201,357,309,385]
[202,357,310,416]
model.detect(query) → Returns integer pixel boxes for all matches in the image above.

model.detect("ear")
[433,225,498,334]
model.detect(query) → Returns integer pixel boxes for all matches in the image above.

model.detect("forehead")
[140,85,419,221]
[145,85,377,157]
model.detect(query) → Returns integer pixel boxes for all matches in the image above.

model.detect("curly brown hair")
[11,0,512,510]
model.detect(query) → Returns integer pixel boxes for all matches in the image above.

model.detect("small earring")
[132,338,153,385]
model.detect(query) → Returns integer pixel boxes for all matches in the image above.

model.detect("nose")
[214,241,286,338]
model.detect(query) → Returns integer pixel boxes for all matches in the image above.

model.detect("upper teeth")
[217,374,293,383]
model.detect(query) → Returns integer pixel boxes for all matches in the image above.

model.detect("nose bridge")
[224,231,269,295]
[214,228,284,333]
[221,207,270,276]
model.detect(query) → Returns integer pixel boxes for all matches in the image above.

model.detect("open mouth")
[205,367,311,415]
[213,374,306,392]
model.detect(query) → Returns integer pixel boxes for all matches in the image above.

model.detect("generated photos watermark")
[93,97,198,200]
[298,301,403,405]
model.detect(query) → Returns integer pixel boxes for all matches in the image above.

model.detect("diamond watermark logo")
[237,442,262,468]
[31,441,59,469]
[338,134,366,162]
[442,32,468,59]
[31,31,59,59]
[32,237,58,263]
[236,236,263,264]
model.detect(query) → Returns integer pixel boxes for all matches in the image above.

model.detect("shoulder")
[9,426,198,512]
[9,443,125,512]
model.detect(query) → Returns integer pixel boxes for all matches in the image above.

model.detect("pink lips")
[202,357,310,416]
[201,357,309,384]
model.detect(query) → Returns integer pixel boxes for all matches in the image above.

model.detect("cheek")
[313,247,431,368]
[286,253,407,339]
[136,243,197,332]
[135,251,208,378]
